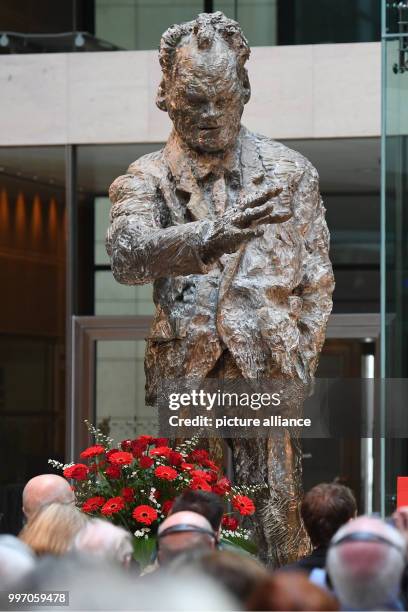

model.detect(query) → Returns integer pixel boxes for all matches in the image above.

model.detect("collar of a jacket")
[162,127,246,188]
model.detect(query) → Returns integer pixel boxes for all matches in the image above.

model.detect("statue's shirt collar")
[163,129,243,190]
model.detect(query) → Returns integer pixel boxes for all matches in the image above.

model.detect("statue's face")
[165,38,247,153]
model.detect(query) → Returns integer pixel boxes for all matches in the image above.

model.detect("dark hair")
[191,550,267,606]
[171,490,224,530]
[246,572,339,611]
[301,483,357,548]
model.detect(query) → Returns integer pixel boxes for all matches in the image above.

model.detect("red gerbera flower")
[190,477,212,492]
[80,445,105,459]
[139,455,154,469]
[120,439,132,452]
[106,449,120,461]
[155,465,178,481]
[150,446,171,458]
[63,463,89,481]
[105,465,121,479]
[101,496,125,515]
[162,500,174,515]
[82,496,105,513]
[189,449,209,464]
[121,487,135,502]
[213,477,231,495]
[130,441,145,458]
[132,505,158,525]
[232,495,255,516]
[132,435,153,452]
[152,437,168,447]
[138,435,154,445]
[202,458,219,471]
[168,451,183,466]
[190,469,212,482]
[222,516,239,530]
[181,462,194,471]
[108,451,133,466]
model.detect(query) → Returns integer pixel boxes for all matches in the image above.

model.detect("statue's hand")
[200,187,292,264]
[231,186,292,227]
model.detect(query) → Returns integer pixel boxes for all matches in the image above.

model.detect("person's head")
[327,515,406,610]
[157,511,217,566]
[0,535,36,589]
[301,482,357,548]
[171,490,224,533]
[157,11,251,154]
[19,502,87,556]
[246,571,339,611]
[73,518,135,570]
[22,474,75,519]
[184,550,267,607]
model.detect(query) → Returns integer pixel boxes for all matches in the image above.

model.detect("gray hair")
[158,11,250,78]
[73,518,133,566]
[327,516,406,610]
[0,535,36,589]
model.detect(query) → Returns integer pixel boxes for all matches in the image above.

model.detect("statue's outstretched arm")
[106,171,285,285]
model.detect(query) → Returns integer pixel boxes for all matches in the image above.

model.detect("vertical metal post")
[65,145,78,462]
[361,345,375,514]
[380,0,387,518]
[204,0,213,13]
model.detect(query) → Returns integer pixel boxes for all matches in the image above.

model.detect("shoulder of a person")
[109,149,165,203]
[127,148,165,178]
[244,128,318,182]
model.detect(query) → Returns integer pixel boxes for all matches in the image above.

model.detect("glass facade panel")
[0,146,66,534]
[215,0,278,46]
[382,0,408,514]
[0,0,381,52]
[95,340,158,444]
[94,196,155,315]
[290,0,380,45]
[95,0,203,50]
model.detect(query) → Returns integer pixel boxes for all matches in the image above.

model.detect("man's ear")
[156,78,168,112]
[242,68,251,104]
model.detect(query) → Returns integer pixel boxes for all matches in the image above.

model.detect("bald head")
[327,516,406,609]
[22,475,75,519]
[157,511,216,565]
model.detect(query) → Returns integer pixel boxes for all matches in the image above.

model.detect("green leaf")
[220,536,257,555]
[132,536,157,569]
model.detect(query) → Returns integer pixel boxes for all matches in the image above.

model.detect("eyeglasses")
[158,524,217,540]
[331,531,406,557]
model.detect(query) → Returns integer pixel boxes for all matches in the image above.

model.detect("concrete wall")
[0,42,380,146]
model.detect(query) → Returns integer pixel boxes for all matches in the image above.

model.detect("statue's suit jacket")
[106,127,334,404]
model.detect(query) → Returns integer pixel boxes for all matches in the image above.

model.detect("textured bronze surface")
[106,12,334,565]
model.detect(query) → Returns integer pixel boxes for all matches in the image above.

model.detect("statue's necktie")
[212,173,228,217]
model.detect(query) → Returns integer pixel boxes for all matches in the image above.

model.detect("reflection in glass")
[94,197,155,315]
[95,340,158,444]
[95,0,203,50]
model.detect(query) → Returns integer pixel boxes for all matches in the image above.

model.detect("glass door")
[69,316,154,459]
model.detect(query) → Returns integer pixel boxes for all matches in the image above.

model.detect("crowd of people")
[0,474,407,611]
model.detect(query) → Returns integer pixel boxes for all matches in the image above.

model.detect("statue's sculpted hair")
[157,12,250,110]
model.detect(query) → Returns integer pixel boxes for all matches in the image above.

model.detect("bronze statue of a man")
[106,12,334,565]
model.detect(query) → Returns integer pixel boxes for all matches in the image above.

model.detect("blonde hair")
[19,502,87,556]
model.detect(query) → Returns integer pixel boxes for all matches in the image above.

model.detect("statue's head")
[157,12,251,154]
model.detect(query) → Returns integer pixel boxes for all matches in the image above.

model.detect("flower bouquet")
[49,421,262,565]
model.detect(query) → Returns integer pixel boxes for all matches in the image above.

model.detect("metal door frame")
[68,313,381,505]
